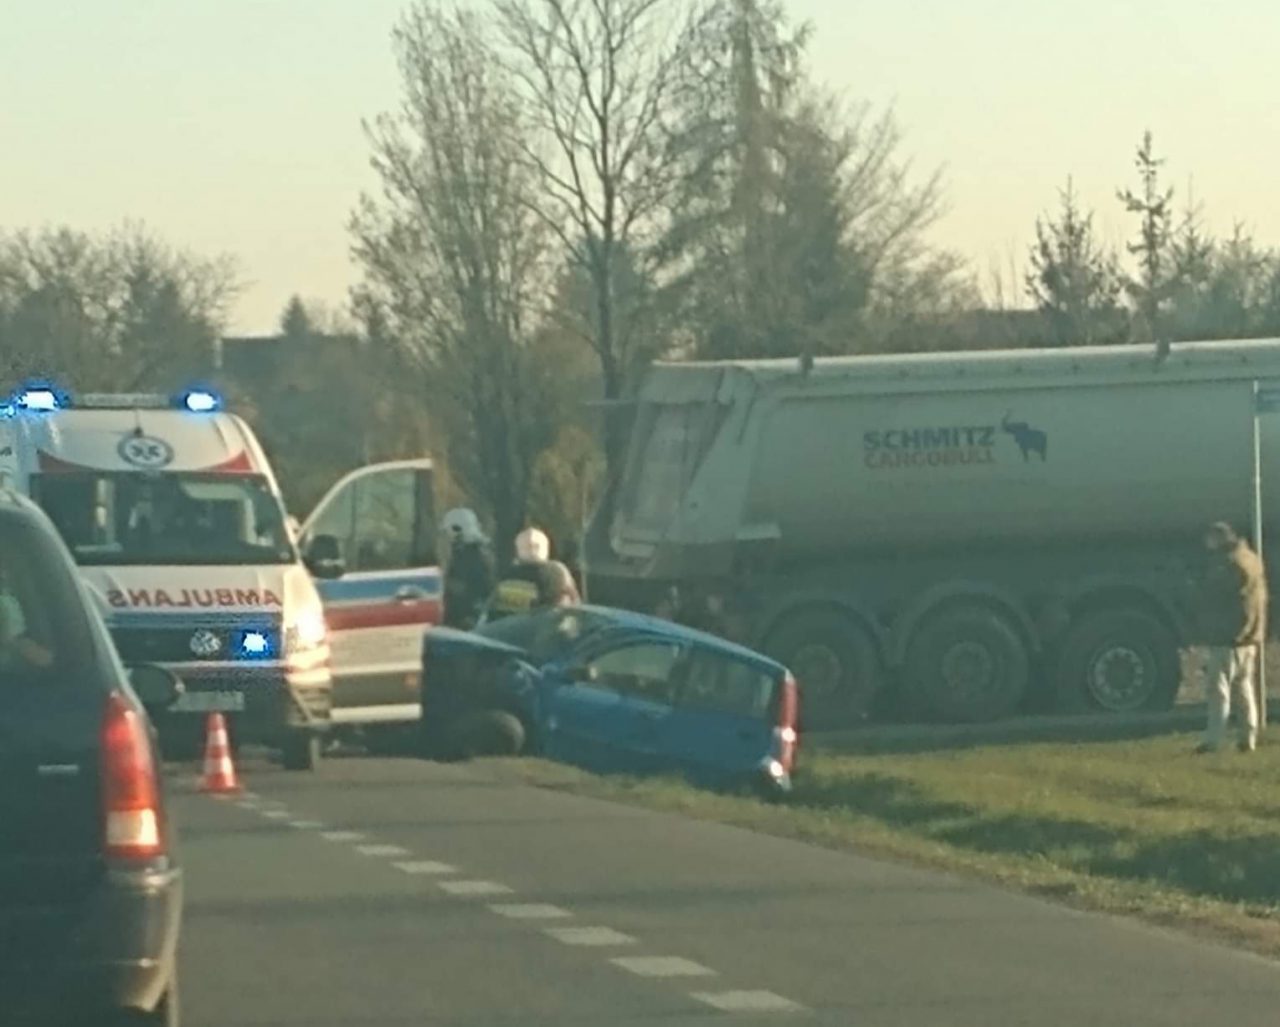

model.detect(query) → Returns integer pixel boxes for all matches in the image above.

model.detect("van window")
[587,642,684,705]
[32,472,294,567]
[680,650,775,719]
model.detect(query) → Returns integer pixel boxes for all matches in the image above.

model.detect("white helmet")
[514,526,551,563]
[442,507,484,544]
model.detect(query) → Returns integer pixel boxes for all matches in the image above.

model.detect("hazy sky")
[3,1,1277,333]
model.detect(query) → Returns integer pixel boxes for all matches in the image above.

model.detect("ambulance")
[0,385,441,769]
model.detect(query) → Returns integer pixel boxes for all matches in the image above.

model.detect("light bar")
[180,389,221,413]
[78,393,168,410]
[16,388,61,412]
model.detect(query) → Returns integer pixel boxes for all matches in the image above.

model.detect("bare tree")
[351,1,558,550]
[0,224,236,391]
[492,0,690,466]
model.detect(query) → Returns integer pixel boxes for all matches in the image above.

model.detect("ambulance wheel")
[282,733,321,771]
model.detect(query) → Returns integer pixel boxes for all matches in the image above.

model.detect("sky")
[3,1,1278,334]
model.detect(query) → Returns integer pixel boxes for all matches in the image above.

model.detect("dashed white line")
[287,820,324,830]
[489,903,572,920]
[691,990,805,1013]
[392,861,458,876]
[544,926,636,947]
[234,801,259,812]
[611,956,716,978]
[437,880,514,897]
[355,844,411,857]
[260,809,291,820]
[320,831,366,843]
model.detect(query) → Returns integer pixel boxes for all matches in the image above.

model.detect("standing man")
[487,527,580,621]
[440,508,495,630]
[1195,521,1268,754]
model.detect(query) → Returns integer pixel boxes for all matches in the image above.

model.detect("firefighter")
[440,508,495,630]
[487,527,580,621]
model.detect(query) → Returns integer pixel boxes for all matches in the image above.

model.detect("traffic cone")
[199,712,241,794]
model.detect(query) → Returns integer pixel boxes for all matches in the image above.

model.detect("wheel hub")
[792,643,842,699]
[1088,645,1148,710]
[941,641,996,698]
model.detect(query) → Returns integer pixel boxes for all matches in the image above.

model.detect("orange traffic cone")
[199,712,241,794]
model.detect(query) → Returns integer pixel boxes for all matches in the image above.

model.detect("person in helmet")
[487,526,580,621]
[440,508,495,629]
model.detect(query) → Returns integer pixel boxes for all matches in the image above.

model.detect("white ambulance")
[0,385,441,769]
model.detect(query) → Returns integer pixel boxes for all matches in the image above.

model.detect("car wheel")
[453,710,527,758]
[1054,608,1179,714]
[904,605,1029,723]
[281,733,321,771]
[763,610,882,730]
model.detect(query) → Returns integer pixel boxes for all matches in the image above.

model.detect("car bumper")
[1,863,183,1017]
[155,660,332,742]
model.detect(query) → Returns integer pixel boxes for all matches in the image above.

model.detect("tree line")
[4,0,1280,555]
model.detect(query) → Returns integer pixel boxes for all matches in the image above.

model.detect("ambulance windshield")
[31,472,296,567]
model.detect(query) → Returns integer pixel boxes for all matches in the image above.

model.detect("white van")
[0,385,441,768]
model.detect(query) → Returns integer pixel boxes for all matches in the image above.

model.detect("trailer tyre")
[904,606,1029,723]
[1054,608,1179,714]
[763,611,882,729]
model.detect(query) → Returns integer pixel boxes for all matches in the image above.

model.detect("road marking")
[320,831,366,843]
[489,903,572,920]
[235,801,259,811]
[545,926,636,947]
[288,820,324,830]
[437,880,514,897]
[355,844,411,857]
[610,956,716,978]
[392,861,458,875]
[260,809,291,820]
[690,990,805,1013]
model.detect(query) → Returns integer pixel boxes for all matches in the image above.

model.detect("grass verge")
[493,730,1280,959]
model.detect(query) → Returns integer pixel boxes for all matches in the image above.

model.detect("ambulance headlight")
[179,389,221,413]
[285,608,328,654]
[236,629,274,659]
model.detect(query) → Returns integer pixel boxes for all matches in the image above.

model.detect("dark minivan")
[0,490,182,1025]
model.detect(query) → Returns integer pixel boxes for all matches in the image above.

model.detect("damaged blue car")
[418,606,800,795]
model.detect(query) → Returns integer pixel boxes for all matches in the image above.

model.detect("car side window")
[586,642,684,706]
[0,527,63,680]
[680,650,775,719]
[350,469,418,572]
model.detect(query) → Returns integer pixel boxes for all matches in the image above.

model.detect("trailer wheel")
[904,606,1029,723]
[763,611,882,729]
[1054,608,1179,714]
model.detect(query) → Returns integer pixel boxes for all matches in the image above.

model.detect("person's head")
[514,526,551,564]
[1205,521,1240,554]
[442,507,485,546]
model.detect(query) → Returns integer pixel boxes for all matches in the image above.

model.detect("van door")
[299,460,439,725]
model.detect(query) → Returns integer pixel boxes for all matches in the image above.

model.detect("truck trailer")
[585,339,1280,727]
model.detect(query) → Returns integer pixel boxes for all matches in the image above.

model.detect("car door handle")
[395,585,428,603]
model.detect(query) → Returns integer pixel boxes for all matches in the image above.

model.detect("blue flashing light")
[17,388,62,412]
[180,389,221,413]
[238,630,272,659]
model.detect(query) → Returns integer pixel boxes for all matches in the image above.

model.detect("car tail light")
[101,693,165,861]
[774,672,800,773]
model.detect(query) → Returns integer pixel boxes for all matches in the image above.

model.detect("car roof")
[574,605,786,674]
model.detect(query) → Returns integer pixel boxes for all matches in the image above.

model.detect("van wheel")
[763,610,882,730]
[452,710,527,759]
[1054,608,1179,714]
[904,606,1029,723]
[281,734,321,771]
[104,967,179,1026]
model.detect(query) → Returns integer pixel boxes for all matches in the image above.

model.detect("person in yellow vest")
[487,527,580,621]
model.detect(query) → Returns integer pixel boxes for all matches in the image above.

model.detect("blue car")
[419,606,800,795]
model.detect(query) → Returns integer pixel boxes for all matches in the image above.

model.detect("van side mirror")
[305,534,346,579]
[566,663,599,684]
[127,664,184,715]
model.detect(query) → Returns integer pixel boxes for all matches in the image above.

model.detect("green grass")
[495,731,1280,958]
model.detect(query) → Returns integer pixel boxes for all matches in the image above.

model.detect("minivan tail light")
[774,672,800,773]
[101,693,164,860]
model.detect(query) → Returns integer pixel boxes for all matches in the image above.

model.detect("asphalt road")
[172,754,1280,1027]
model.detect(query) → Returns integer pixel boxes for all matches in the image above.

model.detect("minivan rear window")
[680,650,776,719]
[0,513,87,685]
